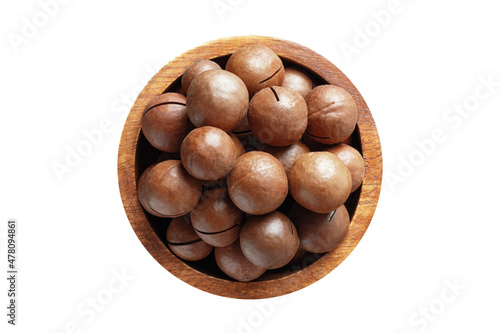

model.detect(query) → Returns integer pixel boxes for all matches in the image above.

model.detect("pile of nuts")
[137,43,365,282]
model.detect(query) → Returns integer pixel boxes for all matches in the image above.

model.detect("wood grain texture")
[117,35,383,299]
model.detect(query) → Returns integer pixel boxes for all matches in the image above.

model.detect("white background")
[1,0,499,332]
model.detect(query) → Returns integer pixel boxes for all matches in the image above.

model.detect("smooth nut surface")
[290,204,350,253]
[215,240,267,282]
[239,211,299,269]
[281,67,313,97]
[186,69,249,131]
[228,132,246,159]
[137,160,202,217]
[190,188,243,247]
[263,141,310,176]
[137,165,168,217]
[287,246,318,267]
[289,152,351,213]
[227,151,288,215]
[226,44,284,96]
[248,86,307,146]
[325,143,365,192]
[141,93,193,152]
[305,85,358,144]
[181,126,236,180]
[181,59,221,94]
[166,216,213,261]
[200,133,245,187]
[231,116,251,135]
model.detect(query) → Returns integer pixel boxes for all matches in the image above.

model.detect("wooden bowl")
[117,36,382,299]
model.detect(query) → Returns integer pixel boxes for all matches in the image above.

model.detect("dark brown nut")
[325,143,365,192]
[180,126,236,180]
[186,69,249,132]
[166,216,213,261]
[231,116,251,135]
[227,151,288,215]
[305,85,358,144]
[248,86,308,146]
[263,141,310,176]
[239,211,299,269]
[190,188,244,247]
[289,203,350,253]
[137,165,168,217]
[214,240,267,282]
[342,134,354,146]
[141,93,194,152]
[302,131,355,152]
[287,246,310,266]
[231,118,256,153]
[287,247,320,268]
[225,44,284,97]
[281,67,313,97]
[200,178,227,189]
[301,132,331,151]
[137,160,202,217]
[200,133,245,187]
[228,132,246,159]
[181,59,221,94]
[289,152,351,213]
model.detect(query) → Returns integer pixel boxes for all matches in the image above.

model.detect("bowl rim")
[117,35,383,299]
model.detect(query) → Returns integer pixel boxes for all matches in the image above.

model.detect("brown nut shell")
[289,204,350,253]
[141,93,194,152]
[137,160,202,217]
[181,59,221,94]
[200,133,245,187]
[239,211,299,269]
[214,240,267,282]
[289,152,351,214]
[186,69,249,132]
[286,247,322,268]
[263,141,310,176]
[231,116,251,135]
[248,86,308,146]
[137,165,168,217]
[305,85,358,144]
[227,151,288,215]
[301,132,331,151]
[190,188,244,247]
[180,126,236,180]
[325,143,365,192]
[228,132,246,159]
[225,44,284,96]
[166,216,213,261]
[281,67,313,97]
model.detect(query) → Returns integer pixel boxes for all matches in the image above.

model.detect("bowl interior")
[118,35,382,299]
[134,55,363,282]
